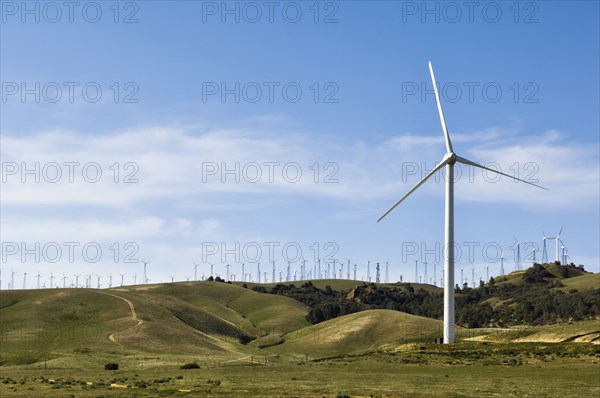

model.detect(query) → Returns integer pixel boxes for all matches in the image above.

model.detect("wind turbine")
[346,259,351,280]
[169,275,175,283]
[36,271,41,289]
[353,263,357,280]
[385,260,389,283]
[554,227,564,262]
[49,273,55,289]
[119,273,125,286]
[377,62,546,344]
[500,252,505,276]
[142,260,149,284]
[22,272,27,289]
[542,232,549,263]
[225,263,231,281]
[414,260,418,283]
[317,258,321,280]
[10,269,16,290]
[514,238,522,271]
[74,274,81,288]
[193,262,200,281]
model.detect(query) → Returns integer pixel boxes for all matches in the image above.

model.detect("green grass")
[0,343,598,397]
[558,273,600,292]
[2,281,600,396]
[275,309,444,357]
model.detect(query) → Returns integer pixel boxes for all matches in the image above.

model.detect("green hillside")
[271,309,443,357]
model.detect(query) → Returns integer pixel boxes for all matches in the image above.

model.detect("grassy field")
[0,342,598,397]
[1,280,599,396]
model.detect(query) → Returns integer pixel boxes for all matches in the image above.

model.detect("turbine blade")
[455,155,548,190]
[558,226,563,236]
[377,157,449,222]
[429,61,453,153]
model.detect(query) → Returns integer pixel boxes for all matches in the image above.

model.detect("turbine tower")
[22,272,27,289]
[385,261,389,283]
[36,271,41,289]
[142,260,149,284]
[414,260,418,283]
[193,262,200,281]
[346,259,351,280]
[554,227,564,263]
[272,261,276,283]
[317,258,321,279]
[542,232,549,263]
[377,62,546,344]
[514,238,522,271]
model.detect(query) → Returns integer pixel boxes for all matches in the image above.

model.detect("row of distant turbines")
[1,231,572,290]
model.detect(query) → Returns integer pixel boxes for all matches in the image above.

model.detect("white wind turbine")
[554,227,564,263]
[541,232,549,263]
[513,238,522,271]
[193,262,200,281]
[377,62,546,344]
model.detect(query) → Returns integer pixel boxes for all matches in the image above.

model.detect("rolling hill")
[1,266,598,368]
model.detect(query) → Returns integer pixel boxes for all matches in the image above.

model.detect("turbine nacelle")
[443,152,457,164]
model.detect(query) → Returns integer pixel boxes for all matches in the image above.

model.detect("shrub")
[180,362,200,369]
[104,363,119,370]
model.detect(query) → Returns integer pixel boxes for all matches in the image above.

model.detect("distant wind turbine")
[193,262,200,281]
[377,62,546,343]
[142,260,150,284]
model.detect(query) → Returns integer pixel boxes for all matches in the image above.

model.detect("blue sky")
[1,1,598,288]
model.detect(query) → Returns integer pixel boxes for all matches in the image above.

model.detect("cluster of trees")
[252,264,600,328]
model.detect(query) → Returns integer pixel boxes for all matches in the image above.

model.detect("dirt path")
[96,291,144,343]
